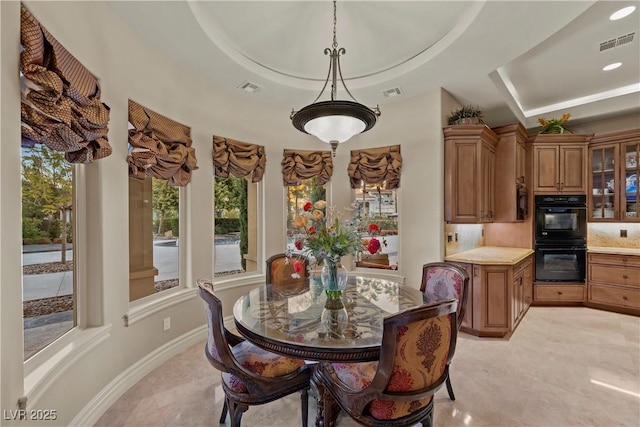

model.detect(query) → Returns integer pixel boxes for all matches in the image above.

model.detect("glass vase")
[320,256,347,299]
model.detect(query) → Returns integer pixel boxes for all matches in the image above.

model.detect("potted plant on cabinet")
[537,113,573,134]
[448,104,484,125]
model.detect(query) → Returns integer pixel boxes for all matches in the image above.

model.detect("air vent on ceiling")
[237,81,262,93]
[599,32,636,51]
[382,87,403,98]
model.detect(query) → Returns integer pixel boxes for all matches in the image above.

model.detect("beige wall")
[0,2,447,424]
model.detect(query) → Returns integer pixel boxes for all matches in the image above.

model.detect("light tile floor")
[95,307,640,426]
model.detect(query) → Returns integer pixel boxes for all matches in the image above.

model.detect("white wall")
[0,2,446,424]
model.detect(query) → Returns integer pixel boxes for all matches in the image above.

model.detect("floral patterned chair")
[420,262,469,401]
[197,279,311,427]
[312,299,458,427]
[266,253,310,298]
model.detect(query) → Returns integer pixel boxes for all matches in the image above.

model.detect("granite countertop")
[588,246,640,256]
[444,246,534,265]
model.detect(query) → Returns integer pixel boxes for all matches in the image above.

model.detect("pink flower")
[303,202,313,212]
[294,240,303,250]
[293,260,303,274]
[367,237,381,254]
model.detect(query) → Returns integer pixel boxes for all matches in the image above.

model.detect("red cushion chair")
[420,262,469,401]
[312,299,458,427]
[197,279,311,427]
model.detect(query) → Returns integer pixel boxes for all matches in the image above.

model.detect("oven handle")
[536,247,586,251]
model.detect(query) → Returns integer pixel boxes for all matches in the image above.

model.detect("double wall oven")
[534,195,587,282]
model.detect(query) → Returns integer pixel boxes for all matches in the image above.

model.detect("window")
[21,144,75,360]
[286,177,327,253]
[128,177,181,301]
[353,182,399,269]
[214,175,258,277]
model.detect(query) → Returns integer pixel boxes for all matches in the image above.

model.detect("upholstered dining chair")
[197,279,311,427]
[420,262,469,401]
[312,299,458,427]
[266,253,310,297]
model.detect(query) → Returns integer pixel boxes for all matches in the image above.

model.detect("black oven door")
[535,245,586,282]
[535,206,586,241]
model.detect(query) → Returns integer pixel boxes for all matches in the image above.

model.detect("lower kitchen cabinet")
[587,252,640,314]
[457,254,533,337]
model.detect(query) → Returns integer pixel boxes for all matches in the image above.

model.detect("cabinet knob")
[622,258,628,263]
[557,291,563,295]
[622,275,628,279]
[622,296,628,301]
[560,182,564,190]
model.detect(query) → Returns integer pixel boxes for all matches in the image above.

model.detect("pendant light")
[290,0,380,156]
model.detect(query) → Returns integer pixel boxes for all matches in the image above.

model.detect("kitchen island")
[445,246,534,337]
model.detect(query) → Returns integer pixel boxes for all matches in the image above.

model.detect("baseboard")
[69,325,207,427]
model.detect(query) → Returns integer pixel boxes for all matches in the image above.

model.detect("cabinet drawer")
[589,285,640,310]
[535,285,585,302]
[588,264,640,288]
[514,258,532,275]
[588,253,640,268]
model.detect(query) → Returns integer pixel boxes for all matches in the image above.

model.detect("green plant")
[538,113,573,134]
[448,104,483,125]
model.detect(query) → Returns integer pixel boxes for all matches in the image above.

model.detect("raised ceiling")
[107,1,640,129]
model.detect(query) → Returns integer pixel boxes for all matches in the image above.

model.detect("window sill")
[126,287,197,327]
[351,268,404,283]
[24,325,112,406]
[213,272,264,291]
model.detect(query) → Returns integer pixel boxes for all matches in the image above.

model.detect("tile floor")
[95,307,640,426]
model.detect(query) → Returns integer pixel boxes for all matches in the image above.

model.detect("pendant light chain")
[332,0,338,50]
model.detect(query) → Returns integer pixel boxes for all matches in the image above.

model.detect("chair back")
[420,262,469,329]
[266,253,310,297]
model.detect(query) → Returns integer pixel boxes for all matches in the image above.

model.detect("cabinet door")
[479,266,510,332]
[559,145,587,193]
[523,261,533,311]
[512,271,523,325]
[533,145,560,193]
[621,141,639,221]
[480,143,495,222]
[589,144,619,221]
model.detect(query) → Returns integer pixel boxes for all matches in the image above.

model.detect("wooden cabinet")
[589,129,640,222]
[460,254,533,337]
[444,125,499,223]
[587,252,640,314]
[530,134,590,194]
[534,283,585,302]
[493,123,529,222]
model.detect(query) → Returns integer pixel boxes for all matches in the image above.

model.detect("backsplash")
[588,223,640,249]
[445,223,485,255]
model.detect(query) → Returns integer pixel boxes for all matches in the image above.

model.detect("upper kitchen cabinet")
[530,134,591,194]
[444,125,499,223]
[493,123,529,222]
[589,129,640,222]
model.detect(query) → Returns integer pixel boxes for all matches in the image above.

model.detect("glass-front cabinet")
[589,129,640,222]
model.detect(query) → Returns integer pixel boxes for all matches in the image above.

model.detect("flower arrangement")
[362,223,387,255]
[291,200,362,264]
[538,113,573,134]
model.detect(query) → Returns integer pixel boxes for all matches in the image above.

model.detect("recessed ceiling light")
[610,6,636,20]
[603,62,622,71]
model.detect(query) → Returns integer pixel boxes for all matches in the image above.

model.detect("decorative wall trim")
[69,325,207,427]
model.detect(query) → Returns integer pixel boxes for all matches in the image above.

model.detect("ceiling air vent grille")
[600,32,636,51]
[237,81,262,93]
[382,87,403,98]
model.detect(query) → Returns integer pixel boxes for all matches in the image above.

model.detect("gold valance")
[127,100,197,186]
[20,4,111,163]
[213,136,266,183]
[348,145,402,189]
[281,149,333,186]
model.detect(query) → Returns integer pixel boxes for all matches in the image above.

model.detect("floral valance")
[20,4,111,163]
[348,145,402,189]
[281,149,333,187]
[213,136,266,183]
[127,100,197,187]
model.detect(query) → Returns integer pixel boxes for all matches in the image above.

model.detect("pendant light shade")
[290,1,380,156]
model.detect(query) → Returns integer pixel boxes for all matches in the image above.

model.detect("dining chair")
[197,279,311,427]
[419,262,469,401]
[266,253,310,297]
[312,299,458,427]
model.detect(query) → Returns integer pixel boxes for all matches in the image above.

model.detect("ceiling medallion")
[290,0,380,157]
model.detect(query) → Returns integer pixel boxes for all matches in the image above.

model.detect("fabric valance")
[20,4,112,163]
[348,145,402,189]
[281,149,333,187]
[212,136,266,183]
[128,100,197,187]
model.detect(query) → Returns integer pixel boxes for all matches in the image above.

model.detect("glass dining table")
[233,275,426,362]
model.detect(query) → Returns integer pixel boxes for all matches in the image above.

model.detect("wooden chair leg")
[225,396,247,427]
[300,387,309,427]
[420,409,434,427]
[445,375,456,401]
[219,400,228,424]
